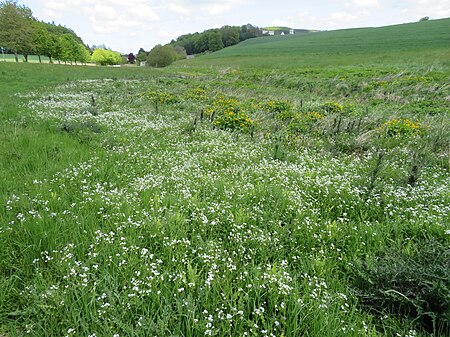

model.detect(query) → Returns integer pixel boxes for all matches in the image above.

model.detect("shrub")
[146,44,178,68]
[91,49,122,66]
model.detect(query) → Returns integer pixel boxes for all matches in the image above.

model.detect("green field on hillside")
[182,18,450,68]
[0,19,449,337]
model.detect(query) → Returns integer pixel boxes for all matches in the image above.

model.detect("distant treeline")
[137,24,263,67]
[0,1,91,64]
[171,24,263,55]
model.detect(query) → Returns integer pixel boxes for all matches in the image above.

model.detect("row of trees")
[0,1,93,64]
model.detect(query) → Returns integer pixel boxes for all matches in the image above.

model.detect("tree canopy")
[0,0,90,64]
[171,24,262,55]
[91,48,122,66]
[0,0,35,62]
[146,45,178,68]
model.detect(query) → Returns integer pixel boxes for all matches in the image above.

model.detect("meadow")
[0,19,449,337]
[1,55,52,63]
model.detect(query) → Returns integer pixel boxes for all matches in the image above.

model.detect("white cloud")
[128,4,160,21]
[271,18,295,28]
[202,3,232,15]
[43,0,76,11]
[331,11,357,22]
[167,2,192,16]
[42,8,62,19]
[89,16,119,34]
[92,4,118,20]
[198,0,241,16]
[157,29,185,40]
[350,0,379,7]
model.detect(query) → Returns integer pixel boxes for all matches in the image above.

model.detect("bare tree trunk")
[14,53,19,63]
[38,55,42,63]
[49,56,53,63]
[24,54,28,62]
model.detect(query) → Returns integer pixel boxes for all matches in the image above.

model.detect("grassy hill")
[182,18,450,68]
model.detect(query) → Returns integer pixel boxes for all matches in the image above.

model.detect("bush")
[91,49,122,66]
[146,44,178,68]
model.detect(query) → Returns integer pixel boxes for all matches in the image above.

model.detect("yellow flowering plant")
[321,101,353,115]
[207,96,254,131]
[185,87,208,101]
[146,90,178,105]
[380,118,425,137]
[260,99,293,118]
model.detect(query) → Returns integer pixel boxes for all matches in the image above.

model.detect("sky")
[20,0,450,53]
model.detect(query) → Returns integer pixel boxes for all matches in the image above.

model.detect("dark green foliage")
[351,239,450,335]
[0,1,87,63]
[146,44,179,67]
[136,47,148,63]
[0,1,35,62]
[172,24,262,55]
[221,25,240,47]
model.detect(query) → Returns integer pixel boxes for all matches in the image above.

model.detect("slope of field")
[182,18,450,68]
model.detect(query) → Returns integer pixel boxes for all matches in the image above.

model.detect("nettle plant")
[207,96,254,131]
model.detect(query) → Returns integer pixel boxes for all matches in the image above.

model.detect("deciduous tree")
[146,44,178,67]
[220,26,240,47]
[0,0,35,62]
[33,23,60,63]
[91,48,122,66]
